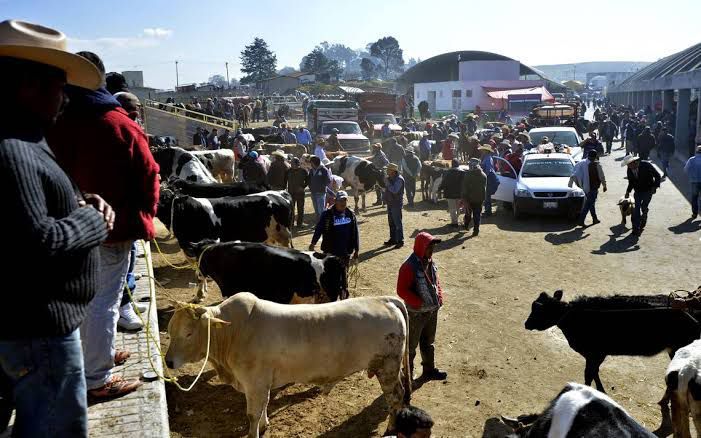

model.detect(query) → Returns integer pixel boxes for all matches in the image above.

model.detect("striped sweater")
[0,133,107,338]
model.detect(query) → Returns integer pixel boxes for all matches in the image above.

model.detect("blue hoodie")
[65,86,121,114]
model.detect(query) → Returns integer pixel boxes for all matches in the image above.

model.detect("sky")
[4,0,701,89]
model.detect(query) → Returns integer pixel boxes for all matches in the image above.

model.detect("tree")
[360,58,379,80]
[406,57,420,70]
[369,36,404,79]
[240,37,277,84]
[208,74,228,88]
[320,42,358,70]
[300,48,342,83]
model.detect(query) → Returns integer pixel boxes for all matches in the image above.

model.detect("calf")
[165,294,411,438]
[189,149,236,182]
[185,240,348,303]
[501,383,654,437]
[664,339,701,438]
[330,155,386,212]
[420,162,443,202]
[151,146,218,183]
[525,290,700,393]
[618,197,633,225]
[168,177,269,198]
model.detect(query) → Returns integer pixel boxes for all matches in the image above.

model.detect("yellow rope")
[151,238,197,271]
[347,257,360,290]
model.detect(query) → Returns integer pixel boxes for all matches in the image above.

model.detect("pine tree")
[369,36,404,79]
[240,37,277,84]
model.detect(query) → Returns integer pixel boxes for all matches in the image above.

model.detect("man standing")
[296,125,312,152]
[370,143,389,206]
[419,133,432,161]
[309,190,359,269]
[636,126,656,161]
[207,128,220,150]
[600,117,617,155]
[253,97,261,123]
[461,158,486,236]
[579,132,605,157]
[384,163,405,248]
[479,145,498,216]
[309,155,331,220]
[684,145,701,219]
[359,115,374,139]
[266,150,289,190]
[657,127,675,179]
[623,154,662,236]
[382,120,392,138]
[396,232,448,381]
[240,150,266,185]
[570,150,607,227]
[50,51,160,400]
[438,159,464,227]
[385,137,406,172]
[326,129,343,152]
[313,136,328,163]
[0,20,112,435]
[282,125,297,144]
[402,147,422,207]
[287,157,308,227]
[192,126,207,148]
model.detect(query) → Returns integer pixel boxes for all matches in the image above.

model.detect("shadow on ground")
[481,417,514,438]
[591,225,640,255]
[318,394,388,438]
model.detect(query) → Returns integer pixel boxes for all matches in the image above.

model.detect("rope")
[347,257,360,291]
[151,238,197,271]
[122,240,214,391]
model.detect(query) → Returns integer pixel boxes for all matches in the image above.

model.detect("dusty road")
[155,138,699,437]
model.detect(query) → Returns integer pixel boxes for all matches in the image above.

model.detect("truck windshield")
[521,159,574,177]
[365,114,397,124]
[322,124,361,135]
[529,131,579,147]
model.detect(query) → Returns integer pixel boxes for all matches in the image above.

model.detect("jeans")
[375,187,384,205]
[691,182,701,216]
[81,242,131,389]
[311,192,326,220]
[604,139,612,154]
[408,310,438,372]
[659,151,671,176]
[483,194,493,215]
[446,199,460,225]
[464,201,482,231]
[291,193,305,225]
[0,329,87,437]
[405,176,416,205]
[120,242,138,307]
[578,190,599,222]
[387,205,404,243]
[632,191,653,232]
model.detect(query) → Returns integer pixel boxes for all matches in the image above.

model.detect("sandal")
[114,350,131,366]
[88,375,142,400]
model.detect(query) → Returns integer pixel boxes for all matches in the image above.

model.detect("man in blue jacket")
[309,190,359,266]
[309,156,331,220]
[384,163,405,249]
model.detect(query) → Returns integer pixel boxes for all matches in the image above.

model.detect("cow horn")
[202,314,231,327]
[170,299,190,309]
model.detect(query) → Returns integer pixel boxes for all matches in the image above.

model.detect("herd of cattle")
[148,138,701,437]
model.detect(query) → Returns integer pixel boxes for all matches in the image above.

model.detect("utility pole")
[175,60,179,89]
[225,62,230,89]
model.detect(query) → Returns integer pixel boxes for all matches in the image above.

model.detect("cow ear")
[554,290,564,301]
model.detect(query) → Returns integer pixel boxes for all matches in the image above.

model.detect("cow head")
[356,161,386,190]
[524,290,566,331]
[165,302,229,370]
[316,254,349,301]
[156,184,177,229]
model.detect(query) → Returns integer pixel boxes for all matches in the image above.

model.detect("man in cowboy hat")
[296,125,312,152]
[371,143,389,206]
[0,19,113,436]
[326,128,343,152]
[622,154,662,236]
[49,50,159,400]
[479,144,498,216]
[287,157,309,227]
[396,232,448,381]
[462,158,487,236]
[384,163,405,248]
[267,149,290,190]
[402,146,422,207]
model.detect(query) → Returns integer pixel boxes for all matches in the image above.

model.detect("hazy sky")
[4,0,701,89]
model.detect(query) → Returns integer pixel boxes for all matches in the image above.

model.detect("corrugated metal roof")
[338,86,365,94]
[619,42,701,85]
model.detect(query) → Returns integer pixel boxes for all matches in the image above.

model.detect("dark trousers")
[253,108,260,122]
[578,189,599,222]
[632,191,653,232]
[405,176,416,205]
[464,201,482,231]
[387,205,404,243]
[408,309,438,373]
[691,183,701,216]
[291,193,305,225]
[604,138,613,154]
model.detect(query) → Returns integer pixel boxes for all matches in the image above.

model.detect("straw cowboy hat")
[621,154,641,167]
[387,163,399,172]
[0,20,103,90]
[478,145,494,152]
[271,149,286,159]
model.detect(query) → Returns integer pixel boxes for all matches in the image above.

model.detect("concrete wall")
[143,106,234,148]
[459,60,520,81]
[122,71,144,88]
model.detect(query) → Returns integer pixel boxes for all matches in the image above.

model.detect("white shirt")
[314,145,328,162]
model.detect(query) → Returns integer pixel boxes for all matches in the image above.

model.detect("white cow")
[329,155,386,212]
[664,339,701,438]
[165,293,411,438]
[190,149,236,182]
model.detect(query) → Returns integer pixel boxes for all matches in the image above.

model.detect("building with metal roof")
[397,50,566,119]
[608,42,701,156]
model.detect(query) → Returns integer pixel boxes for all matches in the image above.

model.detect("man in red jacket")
[49,51,159,400]
[396,231,448,381]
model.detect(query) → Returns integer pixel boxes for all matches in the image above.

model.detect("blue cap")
[248,151,258,160]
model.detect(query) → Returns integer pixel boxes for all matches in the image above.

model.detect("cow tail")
[397,299,412,405]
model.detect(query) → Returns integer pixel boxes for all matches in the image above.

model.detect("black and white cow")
[501,383,655,437]
[663,339,701,438]
[168,177,269,198]
[525,290,701,393]
[184,240,348,303]
[157,189,293,255]
[189,149,236,182]
[330,155,386,212]
[151,146,218,183]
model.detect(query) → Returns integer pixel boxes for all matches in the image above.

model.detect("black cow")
[502,383,655,437]
[157,189,293,256]
[330,156,386,212]
[168,177,269,198]
[525,290,701,393]
[186,240,348,303]
[258,133,284,144]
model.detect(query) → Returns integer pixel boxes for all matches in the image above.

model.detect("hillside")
[534,61,650,83]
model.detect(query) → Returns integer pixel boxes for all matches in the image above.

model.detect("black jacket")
[0,132,108,338]
[438,168,465,199]
[626,161,662,194]
[241,157,266,185]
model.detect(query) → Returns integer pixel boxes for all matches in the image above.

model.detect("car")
[492,152,585,219]
[528,127,584,161]
[319,121,371,153]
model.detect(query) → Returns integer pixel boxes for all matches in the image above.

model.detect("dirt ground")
[155,139,700,437]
